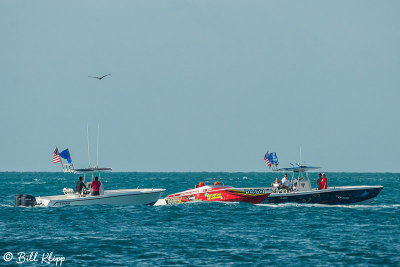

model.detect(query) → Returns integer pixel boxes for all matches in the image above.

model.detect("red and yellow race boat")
[164,182,272,205]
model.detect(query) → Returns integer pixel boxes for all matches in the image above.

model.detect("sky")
[0,1,399,172]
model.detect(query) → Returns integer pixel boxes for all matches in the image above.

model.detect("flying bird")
[88,73,112,80]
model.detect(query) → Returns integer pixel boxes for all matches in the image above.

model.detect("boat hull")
[262,186,384,205]
[35,189,166,207]
[165,186,271,205]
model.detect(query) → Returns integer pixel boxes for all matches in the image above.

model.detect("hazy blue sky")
[1,1,399,172]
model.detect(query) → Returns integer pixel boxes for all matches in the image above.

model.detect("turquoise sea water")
[0,172,399,266]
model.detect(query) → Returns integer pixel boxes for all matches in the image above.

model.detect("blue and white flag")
[264,151,279,168]
[268,152,279,165]
[59,149,72,164]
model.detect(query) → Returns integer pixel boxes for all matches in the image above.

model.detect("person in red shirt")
[319,173,327,190]
[316,173,322,188]
[91,176,101,196]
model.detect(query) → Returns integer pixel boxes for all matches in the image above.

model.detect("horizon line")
[0,170,398,174]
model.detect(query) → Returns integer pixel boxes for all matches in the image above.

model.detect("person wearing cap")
[319,173,327,190]
[316,173,322,189]
[214,181,220,186]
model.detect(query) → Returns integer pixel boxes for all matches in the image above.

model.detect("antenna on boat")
[96,123,99,168]
[299,145,302,165]
[87,124,91,167]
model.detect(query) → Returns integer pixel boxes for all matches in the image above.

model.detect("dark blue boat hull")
[262,186,384,205]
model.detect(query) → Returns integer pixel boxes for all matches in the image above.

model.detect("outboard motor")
[15,194,36,207]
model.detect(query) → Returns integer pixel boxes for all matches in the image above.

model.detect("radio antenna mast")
[87,124,91,167]
[299,145,302,166]
[96,124,99,167]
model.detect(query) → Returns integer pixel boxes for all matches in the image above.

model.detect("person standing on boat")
[76,176,88,195]
[281,173,291,190]
[316,173,322,188]
[91,176,101,196]
[319,173,328,190]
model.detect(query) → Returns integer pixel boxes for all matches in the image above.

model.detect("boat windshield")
[274,165,320,192]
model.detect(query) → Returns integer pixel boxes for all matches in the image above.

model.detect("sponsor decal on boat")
[229,189,270,196]
[205,193,223,200]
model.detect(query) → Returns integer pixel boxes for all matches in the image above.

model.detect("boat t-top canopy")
[274,166,320,173]
[73,167,112,173]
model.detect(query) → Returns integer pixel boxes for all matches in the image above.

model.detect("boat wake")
[154,199,241,206]
[0,204,15,208]
[256,203,400,209]
[21,181,47,185]
[8,177,61,185]
[154,199,167,206]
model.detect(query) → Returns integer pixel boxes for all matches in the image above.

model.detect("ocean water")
[0,172,399,266]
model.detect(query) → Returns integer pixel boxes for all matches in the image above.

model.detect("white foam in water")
[220,201,240,205]
[153,199,240,206]
[256,203,309,208]
[20,181,42,185]
[256,203,400,209]
[154,199,167,206]
[0,204,14,208]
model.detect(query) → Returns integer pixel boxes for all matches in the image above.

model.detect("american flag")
[264,152,271,168]
[53,148,61,163]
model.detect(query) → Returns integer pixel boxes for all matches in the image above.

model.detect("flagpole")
[68,148,74,170]
[60,158,64,172]
[264,150,269,181]
[57,147,64,172]
[265,162,268,181]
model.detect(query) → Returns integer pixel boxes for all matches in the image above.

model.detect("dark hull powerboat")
[163,184,272,205]
[260,151,384,205]
[263,185,384,204]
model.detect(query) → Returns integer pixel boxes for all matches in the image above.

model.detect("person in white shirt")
[271,178,280,189]
[281,173,291,190]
